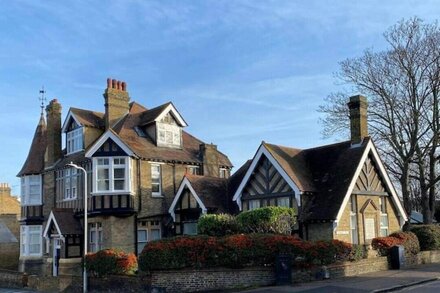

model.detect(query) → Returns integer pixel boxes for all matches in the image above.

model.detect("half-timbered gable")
[353,156,387,195]
[241,155,296,211]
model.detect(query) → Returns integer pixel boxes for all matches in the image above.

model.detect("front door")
[52,238,61,276]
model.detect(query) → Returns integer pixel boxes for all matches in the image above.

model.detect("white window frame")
[92,157,131,194]
[62,168,78,201]
[137,229,148,254]
[66,127,84,155]
[20,225,43,257]
[349,195,359,244]
[187,166,199,175]
[219,168,228,178]
[20,175,42,206]
[151,164,162,197]
[379,197,389,236]
[89,222,103,253]
[156,122,182,148]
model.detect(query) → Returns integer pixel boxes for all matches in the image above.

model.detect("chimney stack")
[45,99,62,167]
[0,183,11,197]
[104,78,130,129]
[200,143,220,177]
[347,95,368,144]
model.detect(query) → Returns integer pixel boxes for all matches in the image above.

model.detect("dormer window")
[157,112,182,148]
[66,121,83,154]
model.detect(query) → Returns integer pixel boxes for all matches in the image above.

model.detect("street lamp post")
[67,162,88,293]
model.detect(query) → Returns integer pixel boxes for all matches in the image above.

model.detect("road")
[0,289,38,293]
[399,279,440,292]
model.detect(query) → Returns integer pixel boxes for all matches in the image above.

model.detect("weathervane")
[39,86,46,115]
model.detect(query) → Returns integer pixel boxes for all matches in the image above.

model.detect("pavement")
[242,263,440,292]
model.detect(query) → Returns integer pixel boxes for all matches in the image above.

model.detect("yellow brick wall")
[334,194,402,245]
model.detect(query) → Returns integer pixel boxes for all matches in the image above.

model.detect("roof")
[17,115,47,176]
[0,221,17,243]
[70,108,105,129]
[185,175,229,212]
[45,209,83,236]
[235,138,370,221]
[111,102,232,166]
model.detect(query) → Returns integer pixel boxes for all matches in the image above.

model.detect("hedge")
[236,206,297,234]
[85,249,138,277]
[138,234,363,271]
[372,231,420,256]
[410,225,440,251]
[198,214,241,236]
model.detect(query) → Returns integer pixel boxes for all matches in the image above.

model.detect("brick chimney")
[347,95,368,144]
[45,99,62,167]
[103,78,130,129]
[0,183,11,197]
[200,143,220,177]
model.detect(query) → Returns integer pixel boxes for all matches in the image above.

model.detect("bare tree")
[319,18,440,223]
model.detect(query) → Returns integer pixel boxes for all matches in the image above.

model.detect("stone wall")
[0,269,25,289]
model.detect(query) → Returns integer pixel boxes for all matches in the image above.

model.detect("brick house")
[17,78,232,275]
[0,183,21,270]
[169,95,408,245]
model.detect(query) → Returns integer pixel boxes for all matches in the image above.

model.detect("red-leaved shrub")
[138,234,362,272]
[85,249,138,277]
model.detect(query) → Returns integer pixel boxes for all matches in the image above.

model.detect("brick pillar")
[347,95,368,144]
[200,143,220,177]
[45,99,62,167]
[103,78,130,129]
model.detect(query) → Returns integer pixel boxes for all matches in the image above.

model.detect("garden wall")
[2,250,440,293]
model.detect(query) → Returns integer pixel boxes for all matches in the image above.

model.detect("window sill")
[152,194,164,198]
[62,198,78,202]
[92,191,133,196]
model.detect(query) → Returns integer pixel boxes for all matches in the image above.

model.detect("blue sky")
[1,1,439,195]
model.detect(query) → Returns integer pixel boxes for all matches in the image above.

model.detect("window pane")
[183,222,197,235]
[277,197,290,207]
[114,168,125,179]
[151,229,161,241]
[137,243,147,253]
[152,183,160,193]
[137,230,147,242]
[98,168,109,179]
[98,180,109,191]
[114,180,125,190]
[97,158,109,165]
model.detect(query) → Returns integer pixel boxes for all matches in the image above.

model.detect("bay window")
[93,157,130,193]
[20,175,42,205]
[20,225,42,256]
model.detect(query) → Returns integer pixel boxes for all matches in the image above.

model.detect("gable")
[169,177,207,221]
[233,143,301,210]
[160,111,179,125]
[243,155,293,197]
[85,130,135,158]
[335,140,408,225]
[61,110,82,133]
[353,156,387,194]
[93,138,128,157]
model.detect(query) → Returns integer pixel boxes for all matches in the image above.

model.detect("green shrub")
[236,207,297,234]
[410,225,440,251]
[138,234,358,271]
[197,214,241,236]
[85,249,137,277]
[372,231,420,256]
